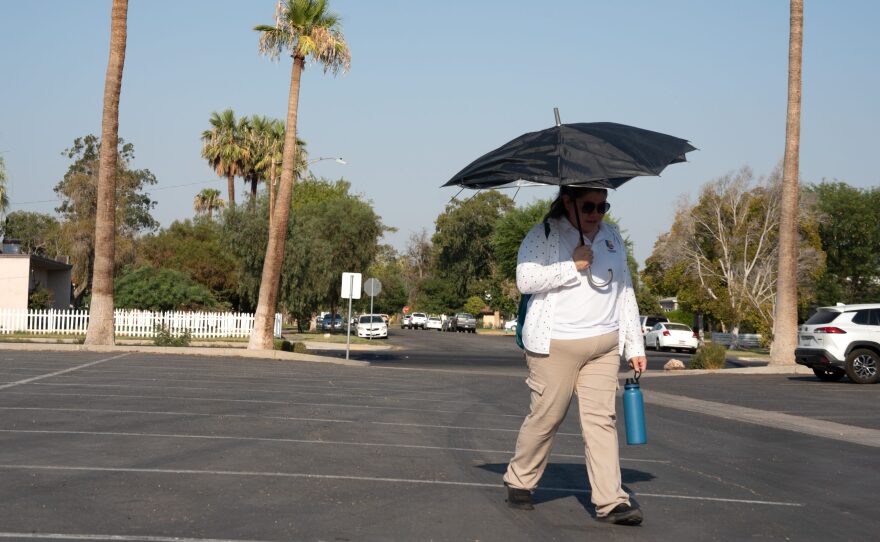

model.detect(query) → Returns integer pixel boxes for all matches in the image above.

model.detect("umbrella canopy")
[443,121,696,190]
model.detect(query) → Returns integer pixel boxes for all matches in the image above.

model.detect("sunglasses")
[580,201,611,215]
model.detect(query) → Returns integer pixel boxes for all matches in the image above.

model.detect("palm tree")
[85,0,128,346]
[248,0,350,350]
[0,156,9,218]
[193,188,226,221]
[249,118,309,226]
[770,0,803,365]
[202,109,249,207]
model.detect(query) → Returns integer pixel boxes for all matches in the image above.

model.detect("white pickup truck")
[409,312,428,329]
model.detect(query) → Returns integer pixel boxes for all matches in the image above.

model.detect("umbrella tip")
[554,107,561,127]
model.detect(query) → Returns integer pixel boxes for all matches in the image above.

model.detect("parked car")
[356,314,388,339]
[795,303,880,384]
[640,315,670,335]
[319,313,344,331]
[449,312,476,333]
[410,312,428,329]
[401,315,413,329]
[504,319,518,332]
[645,322,699,353]
[425,316,442,331]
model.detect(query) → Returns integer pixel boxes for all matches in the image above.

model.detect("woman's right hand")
[573,245,592,272]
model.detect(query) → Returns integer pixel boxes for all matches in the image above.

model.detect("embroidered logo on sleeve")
[604,239,616,252]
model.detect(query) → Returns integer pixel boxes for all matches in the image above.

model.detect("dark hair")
[546,186,608,219]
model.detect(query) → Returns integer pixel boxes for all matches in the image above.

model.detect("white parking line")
[0,354,130,391]
[0,428,593,459]
[0,390,527,418]
[30,381,473,405]
[42,374,468,397]
[0,533,274,542]
[0,428,665,463]
[0,406,581,437]
[0,464,802,507]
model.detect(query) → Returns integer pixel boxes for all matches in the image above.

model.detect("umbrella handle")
[587,269,614,288]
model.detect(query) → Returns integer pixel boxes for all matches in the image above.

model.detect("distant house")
[659,297,679,312]
[0,240,72,310]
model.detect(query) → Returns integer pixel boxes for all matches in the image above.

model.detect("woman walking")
[503,185,647,526]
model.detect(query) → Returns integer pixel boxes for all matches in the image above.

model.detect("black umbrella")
[443,109,695,190]
[443,109,695,287]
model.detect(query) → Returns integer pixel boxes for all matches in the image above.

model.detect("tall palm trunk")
[249,55,305,349]
[268,160,277,228]
[85,0,128,346]
[227,173,235,207]
[770,0,803,365]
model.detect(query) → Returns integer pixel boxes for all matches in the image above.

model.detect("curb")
[0,342,369,367]
[645,364,814,377]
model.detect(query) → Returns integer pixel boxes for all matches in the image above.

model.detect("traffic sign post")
[341,272,362,360]
[363,278,382,339]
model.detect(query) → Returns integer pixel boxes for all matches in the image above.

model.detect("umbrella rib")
[447,187,466,204]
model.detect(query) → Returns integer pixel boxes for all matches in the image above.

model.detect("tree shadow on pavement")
[477,462,655,515]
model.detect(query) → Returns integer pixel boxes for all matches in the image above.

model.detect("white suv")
[795,303,880,384]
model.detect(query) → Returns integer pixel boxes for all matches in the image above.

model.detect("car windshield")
[804,310,840,325]
[359,315,383,323]
[665,323,691,331]
[428,317,440,322]
[458,313,473,319]
[413,313,426,318]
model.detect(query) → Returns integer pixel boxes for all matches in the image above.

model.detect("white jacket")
[517,218,645,359]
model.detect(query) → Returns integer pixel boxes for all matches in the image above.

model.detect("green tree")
[55,135,158,305]
[281,190,384,323]
[193,188,226,221]
[432,191,514,304]
[202,109,249,207]
[223,179,385,327]
[137,219,241,309]
[2,211,62,257]
[807,182,880,304]
[114,266,223,311]
[492,200,550,282]
[250,0,351,349]
[646,167,823,346]
[362,245,408,317]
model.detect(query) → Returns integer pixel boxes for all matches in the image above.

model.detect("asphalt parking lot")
[0,349,877,541]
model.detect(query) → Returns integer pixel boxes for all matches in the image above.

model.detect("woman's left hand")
[629,356,647,372]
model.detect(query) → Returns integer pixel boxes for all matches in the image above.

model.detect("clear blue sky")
[1,1,877,266]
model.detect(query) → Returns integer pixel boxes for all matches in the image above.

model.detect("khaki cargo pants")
[503,330,630,516]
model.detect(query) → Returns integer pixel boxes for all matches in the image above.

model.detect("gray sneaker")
[597,503,643,525]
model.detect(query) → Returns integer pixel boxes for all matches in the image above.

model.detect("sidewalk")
[0,341,369,367]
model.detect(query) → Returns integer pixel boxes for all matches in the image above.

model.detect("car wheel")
[844,349,879,384]
[812,367,845,382]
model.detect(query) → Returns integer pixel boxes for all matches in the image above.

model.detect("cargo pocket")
[525,375,546,396]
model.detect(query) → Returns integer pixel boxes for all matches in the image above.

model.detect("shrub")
[274,339,309,354]
[689,342,727,370]
[115,266,224,312]
[153,325,192,347]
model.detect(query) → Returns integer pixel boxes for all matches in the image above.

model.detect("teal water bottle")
[623,370,647,445]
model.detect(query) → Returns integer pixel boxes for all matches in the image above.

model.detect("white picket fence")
[0,308,282,339]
